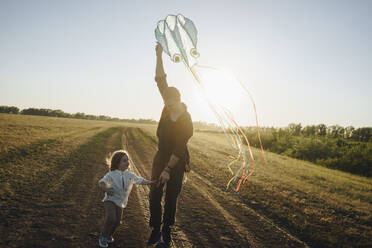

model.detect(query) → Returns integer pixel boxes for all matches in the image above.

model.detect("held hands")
[157,170,170,187]
[156,164,189,187]
[156,42,163,56]
[143,179,157,185]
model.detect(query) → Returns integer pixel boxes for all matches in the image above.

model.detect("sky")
[0,0,371,127]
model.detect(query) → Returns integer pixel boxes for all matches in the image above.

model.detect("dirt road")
[1,127,308,248]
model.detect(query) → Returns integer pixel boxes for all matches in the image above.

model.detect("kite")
[155,14,267,191]
[155,14,199,67]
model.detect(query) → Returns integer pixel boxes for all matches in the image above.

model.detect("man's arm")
[165,116,193,172]
[155,43,168,101]
[157,152,181,187]
[157,114,193,186]
[163,154,180,173]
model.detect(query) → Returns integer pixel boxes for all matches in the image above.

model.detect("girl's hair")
[105,150,129,171]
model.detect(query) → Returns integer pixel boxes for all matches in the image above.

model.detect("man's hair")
[165,87,181,102]
[105,150,129,171]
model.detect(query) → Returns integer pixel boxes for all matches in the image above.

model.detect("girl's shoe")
[107,236,114,243]
[99,236,108,248]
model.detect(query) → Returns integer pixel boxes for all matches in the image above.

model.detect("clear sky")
[1,0,371,127]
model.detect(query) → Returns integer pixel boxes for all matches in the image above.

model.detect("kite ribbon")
[189,64,267,191]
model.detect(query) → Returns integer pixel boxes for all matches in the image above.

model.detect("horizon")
[2,106,371,130]
[1,0,371,128]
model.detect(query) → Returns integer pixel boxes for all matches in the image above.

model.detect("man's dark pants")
[149,151,185,229]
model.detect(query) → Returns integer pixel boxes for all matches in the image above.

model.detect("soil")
[1,127,308,248]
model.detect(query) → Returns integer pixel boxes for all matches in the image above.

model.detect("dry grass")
[1,114,371,247]
[0,114,123,152]
[138,126,372,247]
[185,130,372,247]
[0,114,129,203]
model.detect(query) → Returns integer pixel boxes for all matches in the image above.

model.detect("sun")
[198,69,245,112]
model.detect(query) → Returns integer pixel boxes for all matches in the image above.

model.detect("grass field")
[1,113,371,247]
[186,131,372,247]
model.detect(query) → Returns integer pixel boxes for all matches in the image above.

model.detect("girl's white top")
[99,169,144,208]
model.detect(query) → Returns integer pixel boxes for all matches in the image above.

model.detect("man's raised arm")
[155,43,168,101]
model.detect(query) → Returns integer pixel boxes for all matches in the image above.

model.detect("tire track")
[187,177,262,248]
[190,171,309,248]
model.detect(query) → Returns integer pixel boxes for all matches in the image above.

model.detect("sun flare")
[198,69,246,113]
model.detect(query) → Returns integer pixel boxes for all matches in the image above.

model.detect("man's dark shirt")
[155,75,193,162]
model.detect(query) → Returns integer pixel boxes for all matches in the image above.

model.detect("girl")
[98,150,154,248]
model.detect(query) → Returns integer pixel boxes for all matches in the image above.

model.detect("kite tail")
[238,80,268,164]
[196,64,267,164]
[189,64,266,191]
[220,107,253,190]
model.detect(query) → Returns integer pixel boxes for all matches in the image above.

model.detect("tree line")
[2,105,371,176]
[243,123,372,177]
[244,123,371,143]
[0,105,157,124]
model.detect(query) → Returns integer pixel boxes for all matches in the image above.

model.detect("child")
[98,150,154,248]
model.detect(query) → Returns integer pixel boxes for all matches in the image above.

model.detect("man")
[147,43,193,247]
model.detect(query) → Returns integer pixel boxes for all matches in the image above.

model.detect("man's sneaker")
[147,228,161,246]
[99,236,108,248]
[107,236,114,243]
[161,226,171,248]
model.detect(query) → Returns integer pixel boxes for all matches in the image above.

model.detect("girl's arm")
[98,181,114,195]
[140,179,156,185]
